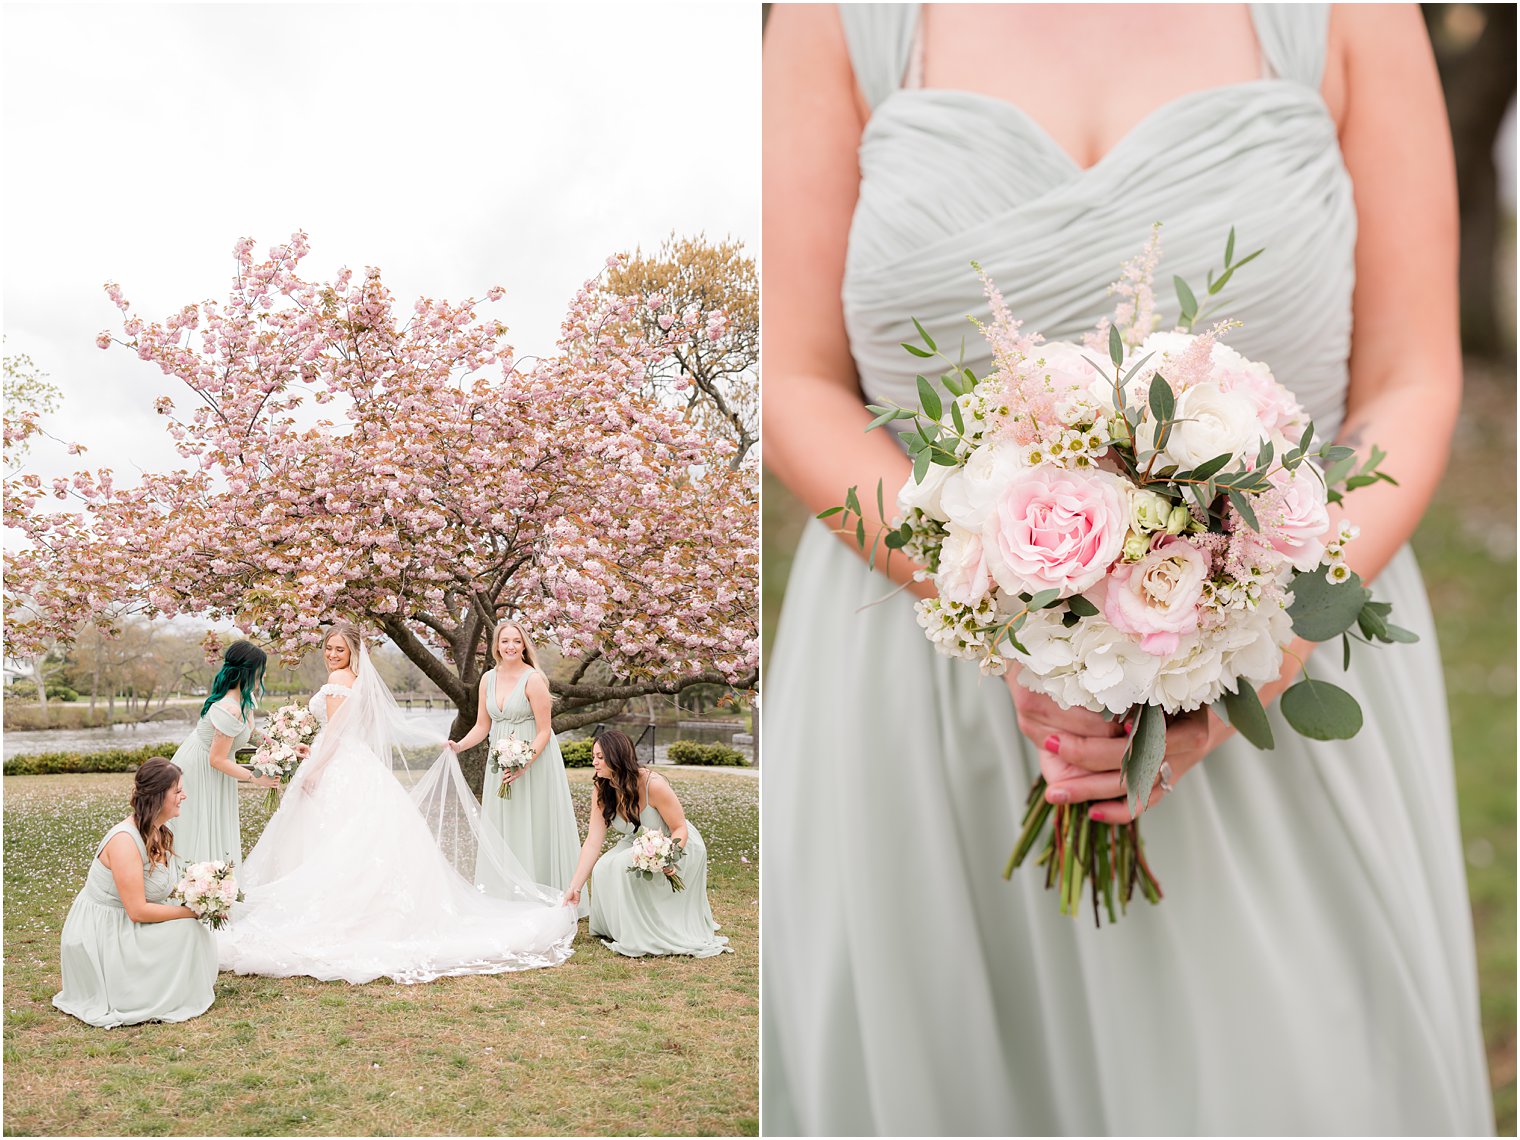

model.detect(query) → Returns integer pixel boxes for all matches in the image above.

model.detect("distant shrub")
[561,739,594,768]
[4,745,169,776]
[665,740,748,767]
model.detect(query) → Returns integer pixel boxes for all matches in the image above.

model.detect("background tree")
[5,234,759,791]
[606,234,759,467]
[1423,3,1516,359]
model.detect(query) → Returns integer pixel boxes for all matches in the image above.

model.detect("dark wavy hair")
[593,730,644,831]
[132,757,182,867]
[199,640,267,720]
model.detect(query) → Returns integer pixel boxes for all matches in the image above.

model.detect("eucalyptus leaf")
[912,316,938,354]
[1224,226,1236,266]
[865,409,899,432]
[1280,679,1364,740]
[1066,594,1099,618]
[1108,324,1124,367]
[1191,452,1233,480]
[901,342,933,359]
[917,375,942,422]
[1026,588,1060,611]
[1221,678,1274,750]
[1174,275,1198,321]
[950,400,966,435]
[1381,623,1420,644]
[1288,566,1371,642]
[816,506,844,519]
[1148,375,1175,423]
[1123,703,1167,815]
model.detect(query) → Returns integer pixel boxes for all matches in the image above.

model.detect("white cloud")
[2,2,759,487]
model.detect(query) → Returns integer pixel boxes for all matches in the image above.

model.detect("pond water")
[3,713,754,764]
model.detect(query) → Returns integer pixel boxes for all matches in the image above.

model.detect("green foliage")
[665,740,749,767]
[1279,678,1364,740]
[561,739,594,768]
[4,680,79,702]
[1218,679,1275,751]
[1288,567,1373,642]
[4,745,166,776]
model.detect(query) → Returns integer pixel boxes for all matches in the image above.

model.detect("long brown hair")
[593,730,644,830]
[132,757,181,867]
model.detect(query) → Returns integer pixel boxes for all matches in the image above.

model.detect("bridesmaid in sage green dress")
[54,757,218,1027]
[449,620,582,912]
[563,730,730,958]
[763,5,1491,1134]
[169,640,278,868]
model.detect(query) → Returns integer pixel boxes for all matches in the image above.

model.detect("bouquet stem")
[1004,776,1163,927]
[263,786,281,812]
[497,777,512,800]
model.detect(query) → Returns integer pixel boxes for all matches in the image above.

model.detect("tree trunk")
[31,654,49,728]
[1425,3,1517,359]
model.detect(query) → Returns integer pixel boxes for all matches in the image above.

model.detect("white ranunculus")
[897,458,956,521]
[939,441,1026,530]
[1031,340,1107,395]
[1137,381,1264,470]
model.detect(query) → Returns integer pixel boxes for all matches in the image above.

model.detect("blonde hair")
[491,619,541,672]
[324,621,363,671]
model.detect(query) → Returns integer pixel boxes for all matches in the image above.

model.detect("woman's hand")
[562,886,581,907]
[294,744,310,759]
[250,775,280,790]
[1007,678,1233,823]
[445,740,463,754]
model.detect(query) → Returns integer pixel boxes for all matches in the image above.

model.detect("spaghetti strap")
[1250,2,1331,90]
[838,3,921,112]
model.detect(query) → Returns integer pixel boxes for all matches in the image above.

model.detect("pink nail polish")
[1089,808,1106,822]
[1048,786,1070,804]
[1122,720,1133,736]
[1043,733,1060,755]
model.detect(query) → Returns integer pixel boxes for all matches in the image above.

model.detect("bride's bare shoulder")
[327,669,357,687]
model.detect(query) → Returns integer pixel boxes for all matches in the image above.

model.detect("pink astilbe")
[1108,224,1163,348]
[6,234,758,736]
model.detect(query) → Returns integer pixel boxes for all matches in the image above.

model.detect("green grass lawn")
[3,770,758,1137]
[763,366,1516,1133]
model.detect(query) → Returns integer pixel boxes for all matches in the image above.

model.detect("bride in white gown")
[216,623,577,984]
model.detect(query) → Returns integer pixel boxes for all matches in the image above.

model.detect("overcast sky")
[3,2,759,488]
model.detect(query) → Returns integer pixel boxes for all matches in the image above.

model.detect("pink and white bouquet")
[169,859,243,929]
[248,703,320,809]
[827,228,1415,924]
[627,829,686,892]
[488,738,534,799]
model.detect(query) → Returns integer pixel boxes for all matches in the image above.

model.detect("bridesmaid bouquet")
[169,860,244,929]
[488,738,534,799]
[627,829,686,892]
[825,227,1416,925]
[249,703,320,809]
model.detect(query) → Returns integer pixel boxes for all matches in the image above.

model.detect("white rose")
[940,442,1026,530]
[936,524,992,605]
[896,458,955,522]
[1137,381,1264,470]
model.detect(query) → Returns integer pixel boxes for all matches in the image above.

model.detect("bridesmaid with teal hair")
[169,640,277,868]
[449,620,582,911]
[563,730,730,958]
[53,757,219,1027]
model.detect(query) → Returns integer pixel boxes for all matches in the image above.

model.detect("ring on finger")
[1158,761,1175,795]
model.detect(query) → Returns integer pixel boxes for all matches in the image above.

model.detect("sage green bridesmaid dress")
[762,5,1493,1135]
[53,822,217,1027]
[590,799,730,958]
[168,698,253,868]
[480,668,583,913]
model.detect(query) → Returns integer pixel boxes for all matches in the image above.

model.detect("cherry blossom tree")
[5,234,758,786]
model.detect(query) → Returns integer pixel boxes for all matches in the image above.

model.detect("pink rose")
[981,468,1129,598]
[936,525,991,605]
[1265,463,1331,571]
[1104,536,1209,656]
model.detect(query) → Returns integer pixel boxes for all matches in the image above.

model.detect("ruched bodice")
[487,669,535,725]
[840,3,1355,439]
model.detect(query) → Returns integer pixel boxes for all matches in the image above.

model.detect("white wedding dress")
[216,646,577,984]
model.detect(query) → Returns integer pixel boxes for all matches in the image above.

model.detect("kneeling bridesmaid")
[53,757,219,1028]
[563,731,731,958]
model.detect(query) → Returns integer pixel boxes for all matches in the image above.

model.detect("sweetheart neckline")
[871,79,1332,178]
